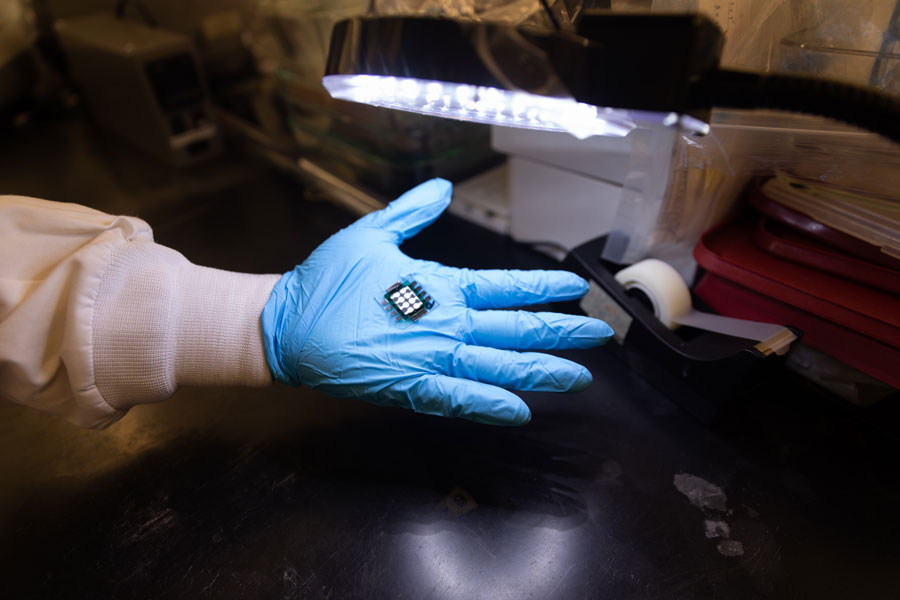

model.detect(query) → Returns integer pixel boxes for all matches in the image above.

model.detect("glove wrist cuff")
[260,270,304,386]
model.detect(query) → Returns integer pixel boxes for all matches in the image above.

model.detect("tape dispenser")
[562,237,799,422]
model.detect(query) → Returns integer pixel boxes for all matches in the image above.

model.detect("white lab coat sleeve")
[0,196,280,428]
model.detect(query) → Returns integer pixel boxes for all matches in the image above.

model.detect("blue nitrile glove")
[261,178,613,426]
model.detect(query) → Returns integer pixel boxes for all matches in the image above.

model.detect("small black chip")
[381,280,435,322]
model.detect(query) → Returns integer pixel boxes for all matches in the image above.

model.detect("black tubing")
[695,69,900,144]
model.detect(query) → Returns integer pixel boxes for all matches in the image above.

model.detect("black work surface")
[2,114,900,600]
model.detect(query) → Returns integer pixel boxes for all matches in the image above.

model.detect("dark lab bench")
[1,112,899,599]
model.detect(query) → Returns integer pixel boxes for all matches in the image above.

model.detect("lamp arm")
[693,69,900,144]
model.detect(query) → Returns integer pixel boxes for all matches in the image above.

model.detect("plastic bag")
[651,0,900,93]
[601,123,740,282]
[372,0,543,24]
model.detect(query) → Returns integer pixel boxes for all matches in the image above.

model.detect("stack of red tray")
[693,179,900,389]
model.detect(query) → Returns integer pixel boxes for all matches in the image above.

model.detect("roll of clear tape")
[614,259,796,356]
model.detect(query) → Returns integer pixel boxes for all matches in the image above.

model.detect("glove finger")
[442,344,592,392]
[401,374,532,426]
[452,268,589,309]
[467,310,614,350]
[359,178,452,242]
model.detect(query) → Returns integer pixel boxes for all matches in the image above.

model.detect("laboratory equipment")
[323,13,900,142]
[381,280,436,323]
[55,13,221,167]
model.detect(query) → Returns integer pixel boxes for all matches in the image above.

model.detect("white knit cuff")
[92,240,280,411]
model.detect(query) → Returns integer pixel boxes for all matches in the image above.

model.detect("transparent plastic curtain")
[651,0,900,92]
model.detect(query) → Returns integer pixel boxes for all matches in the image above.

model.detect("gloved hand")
[261,178,613,425]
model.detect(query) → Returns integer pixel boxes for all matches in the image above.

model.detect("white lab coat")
[0,196,279,428]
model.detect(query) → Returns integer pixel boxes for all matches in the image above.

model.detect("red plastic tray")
[695,216,900,350]
[753,218,900,295]
[695,273,900,389]
[748,179,900,270]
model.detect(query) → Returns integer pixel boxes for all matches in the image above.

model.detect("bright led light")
[323,74,704,139]
[376,76,398,98]
[425,82,443,104]
[455,85,474,107]
[511,93,529,119]
[399,79,419,100]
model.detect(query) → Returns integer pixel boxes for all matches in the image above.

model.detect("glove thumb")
[361,178,452,243]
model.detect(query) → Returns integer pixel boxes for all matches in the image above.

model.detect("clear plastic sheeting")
[603,103,900,281]
[251,0,369,80]
[372,0,544,24]
[251,0,575,83]
[603,104,900,273]
[372,0,615,28]
[249,1,501,196]
[250,1,571,94]
[781,0,900,94]
[603,125,741,281]
[651,0,900,94]
[706,109,900,200]
[601,123,706,280]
